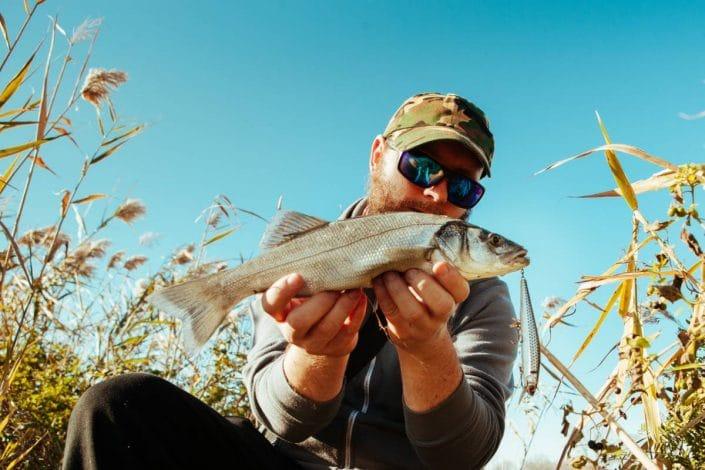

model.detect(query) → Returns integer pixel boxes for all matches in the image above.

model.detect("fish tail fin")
[147,269,252,353]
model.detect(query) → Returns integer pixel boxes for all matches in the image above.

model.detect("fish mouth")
[502,249,530,266]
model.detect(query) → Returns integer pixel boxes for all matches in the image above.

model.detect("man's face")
[365,137,485,220]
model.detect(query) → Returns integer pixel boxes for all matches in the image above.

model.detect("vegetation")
[530,122,705,468]
[1,2,704,469]
[0,5,250,468]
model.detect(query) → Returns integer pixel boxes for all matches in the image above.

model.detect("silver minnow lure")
[147,210,530,351]
[519,269,540,395]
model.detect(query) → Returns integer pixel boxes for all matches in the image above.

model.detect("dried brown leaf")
[32,155,56,175]
[681,228,703,258]
[73,193,107,205]
[578,270,679,291]
[535,143,678,176]
[579,168,677,199]
[60,190,71,216]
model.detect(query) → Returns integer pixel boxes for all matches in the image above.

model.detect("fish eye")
[489,234,503,247]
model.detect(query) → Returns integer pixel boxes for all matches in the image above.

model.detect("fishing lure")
[519,269,540,395]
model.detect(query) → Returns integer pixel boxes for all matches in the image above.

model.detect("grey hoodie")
[242,198,519,469]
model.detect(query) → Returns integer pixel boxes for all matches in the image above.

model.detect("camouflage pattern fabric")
[382,92,495,178]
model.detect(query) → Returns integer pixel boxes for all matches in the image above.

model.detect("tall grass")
[2,3,704,470]
[0,6,250,468]
[532,119,705,468]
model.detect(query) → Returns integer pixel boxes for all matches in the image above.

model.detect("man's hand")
[372,261,470,360]
[261,273,368,357]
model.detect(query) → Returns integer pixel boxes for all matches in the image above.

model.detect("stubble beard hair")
[365,167,469,220]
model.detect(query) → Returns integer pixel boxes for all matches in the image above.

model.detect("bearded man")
[63,92,519,470]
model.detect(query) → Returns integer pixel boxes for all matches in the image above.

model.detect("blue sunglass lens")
[447,174,484,208]
[398,150,485,209]
[399,152,443,187]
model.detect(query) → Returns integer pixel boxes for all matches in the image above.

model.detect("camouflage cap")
[382,92,494,178]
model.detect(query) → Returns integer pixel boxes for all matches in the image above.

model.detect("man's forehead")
[414,140,483,175]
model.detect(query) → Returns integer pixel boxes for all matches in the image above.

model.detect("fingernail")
[349,292,366,316]
[436,262,448,276]
[347,289,362,302]
[404,269,421,281]
[286,273,299,287]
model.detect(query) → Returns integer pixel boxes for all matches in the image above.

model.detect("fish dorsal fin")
[259,210,329,250]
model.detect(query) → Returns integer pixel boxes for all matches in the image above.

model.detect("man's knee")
[69,372,171,428]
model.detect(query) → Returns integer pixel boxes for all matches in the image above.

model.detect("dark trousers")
[62,372,303,469]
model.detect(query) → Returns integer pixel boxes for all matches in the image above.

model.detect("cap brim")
[388,126,492,178]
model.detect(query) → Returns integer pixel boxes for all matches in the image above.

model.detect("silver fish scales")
[148,210,530,351]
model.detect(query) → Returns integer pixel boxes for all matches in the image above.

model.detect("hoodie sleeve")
[402,276,519,469]
[242,295,345,443]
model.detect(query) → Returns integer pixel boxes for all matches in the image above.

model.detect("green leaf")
[89,140,127,165]
[0,50,36,109]
[101,124,144,147]
[596,112,639,211]
[117,334,148,348]
[0,155,20,194]
[669,363,705,372]
[204,227,237,247]
[570,282,624,365]
[0,135,60,159]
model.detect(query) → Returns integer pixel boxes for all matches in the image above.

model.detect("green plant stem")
[0,3,39,73]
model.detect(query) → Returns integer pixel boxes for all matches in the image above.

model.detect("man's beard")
[365,168,470,220]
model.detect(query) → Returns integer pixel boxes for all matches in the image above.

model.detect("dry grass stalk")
[536,115,705,468]
[123,255,147,271]
[107,251,124,269]
[80,68,127,108]
[70,18,102,45]
[541,345,662,470]
[172,245,195,265]
[113,199,146,224]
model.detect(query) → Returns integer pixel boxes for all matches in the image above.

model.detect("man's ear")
[369,135,386,172]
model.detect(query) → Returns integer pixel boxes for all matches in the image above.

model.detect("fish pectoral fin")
[259,210,330,251]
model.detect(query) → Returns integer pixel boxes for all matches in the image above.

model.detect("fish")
[147,210,530,351]
[519,269,541,395]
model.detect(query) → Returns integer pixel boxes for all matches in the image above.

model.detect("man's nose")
[423,179,449,203]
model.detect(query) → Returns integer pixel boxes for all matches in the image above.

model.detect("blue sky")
[4,0,705,466]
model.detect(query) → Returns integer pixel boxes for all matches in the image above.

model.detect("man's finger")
[306,289,363,343]
[342,292,368,333]
[261,273,305,321]
[381,271,429,324]
[403,269,456,318]
[283,291,341,341]
[330,294,368,352]
[432,261,470,304]
[372,276,401,321]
